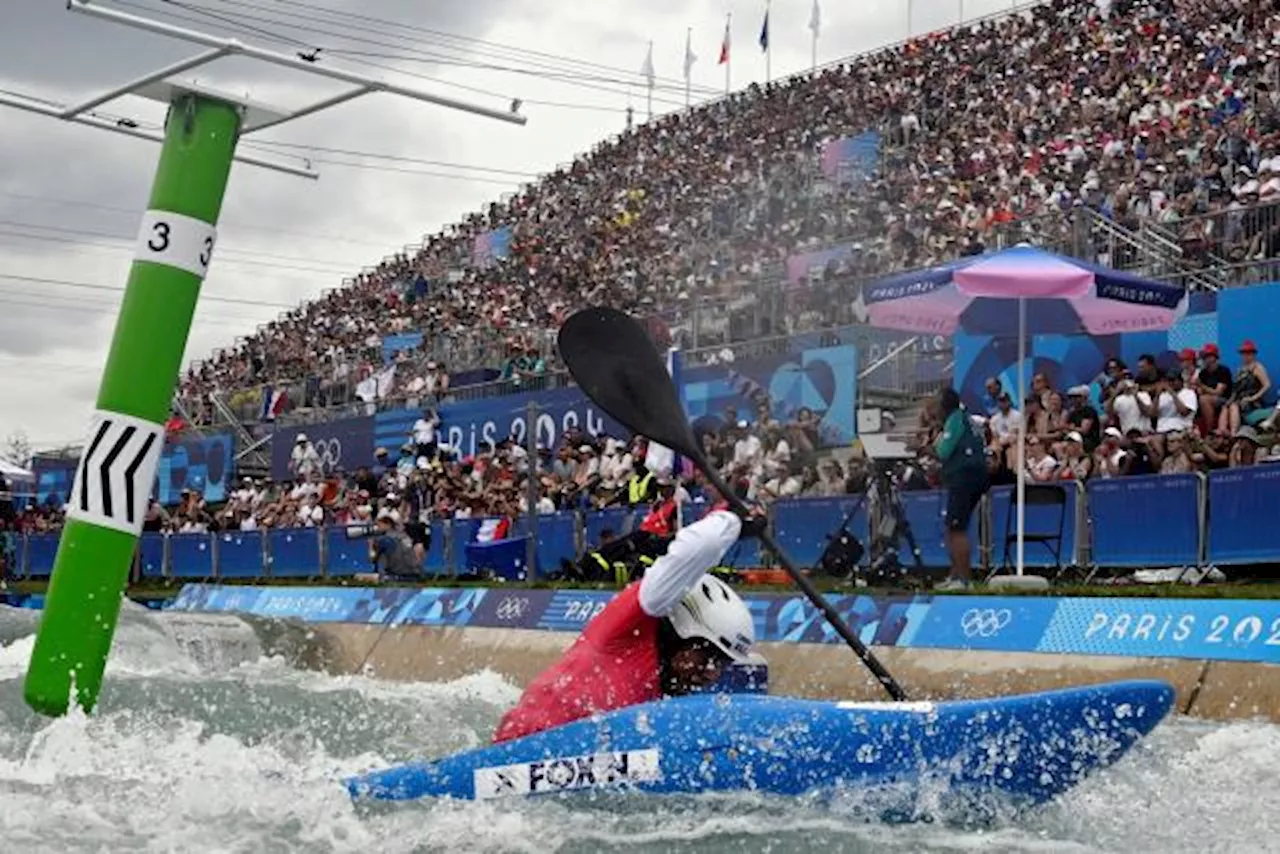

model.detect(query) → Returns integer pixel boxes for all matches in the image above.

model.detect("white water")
[0,606,1276,854]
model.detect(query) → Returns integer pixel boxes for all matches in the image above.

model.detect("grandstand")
[174,0,1280,432]
[10,0,1280,569]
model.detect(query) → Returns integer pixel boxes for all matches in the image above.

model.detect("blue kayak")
[347,680,1173,811]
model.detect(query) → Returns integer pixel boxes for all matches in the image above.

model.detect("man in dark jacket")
[932,387,990,590]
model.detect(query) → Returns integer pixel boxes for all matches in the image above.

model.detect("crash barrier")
[6,468,1280,580]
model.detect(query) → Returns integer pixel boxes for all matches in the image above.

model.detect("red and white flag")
[718,15,731,64]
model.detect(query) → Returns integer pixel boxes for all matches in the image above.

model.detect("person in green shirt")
[932,387,990,590]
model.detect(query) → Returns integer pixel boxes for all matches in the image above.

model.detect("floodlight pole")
[24,0,526,718]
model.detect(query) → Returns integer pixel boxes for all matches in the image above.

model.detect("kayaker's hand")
[736,507,768,540]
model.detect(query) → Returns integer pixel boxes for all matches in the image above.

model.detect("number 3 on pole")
[135,210,218,279]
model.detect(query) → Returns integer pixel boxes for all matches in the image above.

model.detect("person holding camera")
[932,388,990,590]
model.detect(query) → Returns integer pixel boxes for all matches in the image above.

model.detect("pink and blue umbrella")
[858,245,1188,577]
[861,245,1187,336]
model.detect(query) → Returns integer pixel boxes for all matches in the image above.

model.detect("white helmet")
[667,574,755,663]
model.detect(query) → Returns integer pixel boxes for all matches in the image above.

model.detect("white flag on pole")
[809,0,821,36]
[683,29,697,79]
[641,41,655,89]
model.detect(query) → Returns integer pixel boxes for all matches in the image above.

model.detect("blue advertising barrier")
[1038,597,1280,663]
[139,533,165,579]
[1087,475,1201,568]
[30,437,235,509]
[217,532,265,579]
[895,490,981,569]
[268,528,322,578]
[377,385,627,462]
[584,506,632,547]
[169,533,214,579]
[167,583,1280,664]
[679,344,858,446]
[423,520,449,576]
[909,596,1061,652]
[771,496,871,569]
[513,511,578,574]
[324,527,367,576]
[31,456,77,508]
[447,518,482,575]
[26,533,57,579]
[270,416,376,480]
[11,534,26,580]
[988,483,1080,569]
[1207,466,1280,565]
[157,434,234,505]
[14,476,1280,583]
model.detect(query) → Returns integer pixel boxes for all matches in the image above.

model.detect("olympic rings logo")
[312,438,342,469]
[960,608,1012,638]
[495,596,531,621]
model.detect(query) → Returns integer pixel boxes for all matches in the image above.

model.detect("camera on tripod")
[814,457,925,588]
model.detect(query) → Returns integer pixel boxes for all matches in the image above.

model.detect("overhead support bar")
[68,0,528,127]
[0,89,318,178]
[59,45,232,118]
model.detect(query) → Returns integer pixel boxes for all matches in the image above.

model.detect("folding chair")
[998,483,1068,579]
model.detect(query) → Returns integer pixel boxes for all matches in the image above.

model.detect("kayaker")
[492,506,763,743]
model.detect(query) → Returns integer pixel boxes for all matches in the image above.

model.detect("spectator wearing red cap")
[1219,341,1272,437]
[1196,344,1232,436]
[1177,349,1198,388]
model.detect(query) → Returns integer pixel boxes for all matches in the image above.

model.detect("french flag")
[260,386,288,421]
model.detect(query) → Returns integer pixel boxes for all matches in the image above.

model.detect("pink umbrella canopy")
[860,245,1187,336]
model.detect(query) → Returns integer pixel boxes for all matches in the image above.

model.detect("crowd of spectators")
[905,340,1279,488]
[176,0,1280,427]
[4,398,874,555]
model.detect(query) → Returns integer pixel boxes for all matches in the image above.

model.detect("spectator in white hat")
[290,433,321,480]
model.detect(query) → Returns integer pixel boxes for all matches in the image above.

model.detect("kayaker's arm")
[637,510,742,617]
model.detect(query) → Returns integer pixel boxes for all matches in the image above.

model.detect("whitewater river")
[0,604,1275,854]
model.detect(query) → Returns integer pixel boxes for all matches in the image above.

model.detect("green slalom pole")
[25,93,241,716]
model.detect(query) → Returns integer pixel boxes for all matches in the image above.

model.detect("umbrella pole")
[1015,296,1027,576]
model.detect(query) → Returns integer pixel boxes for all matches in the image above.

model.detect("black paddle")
[557,307,908,701]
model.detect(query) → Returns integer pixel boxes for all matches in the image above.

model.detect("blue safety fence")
[8,474,1280,581]
[988,483,1081,569]
[269,528,321,578]
[1087,475,1202,568]
[1207,466,1280,565]
[139,533,166,579]
[170,532,214,579]
[894,489,981,569]
[771,496,872,569]
[218,532,266,579]
[513,510,579,573]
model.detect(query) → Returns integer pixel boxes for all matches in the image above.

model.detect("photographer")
[367,509,423,581]
[931,388,990,591]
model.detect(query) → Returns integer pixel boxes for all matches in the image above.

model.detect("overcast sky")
[0,0,1019,453]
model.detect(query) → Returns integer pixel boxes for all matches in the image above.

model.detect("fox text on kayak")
[473,749,661,799]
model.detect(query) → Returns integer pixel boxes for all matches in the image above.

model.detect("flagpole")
[810,0,820,71]
[765,1,772,83]
[725,13,732,95]
[685,27,692,107]
[646,39,653,120]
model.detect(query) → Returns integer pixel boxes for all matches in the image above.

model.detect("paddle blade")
[557,307,701,462]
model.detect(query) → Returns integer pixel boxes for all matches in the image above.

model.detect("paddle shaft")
[696,457,908,701]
